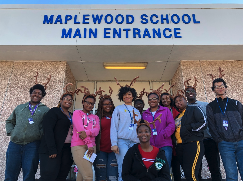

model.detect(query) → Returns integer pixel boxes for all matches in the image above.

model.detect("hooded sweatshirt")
[110,104,141,146]
[122,143,170,181]
[142,106,175,148]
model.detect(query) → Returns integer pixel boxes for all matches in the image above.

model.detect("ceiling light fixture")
[104,62,147,70]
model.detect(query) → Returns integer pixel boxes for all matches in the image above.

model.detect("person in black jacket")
[174,95,206,181]
[39,92,74,181]
[122,119,170,181]
[207,78,243,181]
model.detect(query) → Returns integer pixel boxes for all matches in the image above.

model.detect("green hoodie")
[6,102,49,145]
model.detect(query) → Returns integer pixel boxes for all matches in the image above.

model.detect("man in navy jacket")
[207,78,243,181]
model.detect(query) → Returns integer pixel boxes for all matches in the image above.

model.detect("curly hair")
[97,97,115,118]
[29,84,46,97]
[118,86,137,102]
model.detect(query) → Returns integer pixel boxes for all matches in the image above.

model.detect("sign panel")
[0,5,243,45]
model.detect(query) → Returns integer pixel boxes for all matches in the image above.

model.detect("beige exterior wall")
[0,61,75,180]
[172,60,243,103]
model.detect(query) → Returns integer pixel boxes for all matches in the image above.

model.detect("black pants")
[198,138,222,181]
[176,141,204,181]
[39,143,73,181]
[171,154,181,181]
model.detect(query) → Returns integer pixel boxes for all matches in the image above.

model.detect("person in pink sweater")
[71,93,100,181]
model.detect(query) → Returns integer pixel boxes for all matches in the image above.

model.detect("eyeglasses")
[186,90,196,93]
[148,97,159,101]
[85,101,95,106]
[63,97,74,102]
[214,84,225,89]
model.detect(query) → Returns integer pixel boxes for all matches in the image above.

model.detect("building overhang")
[1,45,243,81]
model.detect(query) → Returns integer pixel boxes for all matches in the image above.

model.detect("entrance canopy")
[0,45,243,81]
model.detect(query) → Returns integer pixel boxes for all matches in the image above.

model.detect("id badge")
[152,128,157,135]
[28,118,34,124]
[223,120,228,130]
[129,124,134,130]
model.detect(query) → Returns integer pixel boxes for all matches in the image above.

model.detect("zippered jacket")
[5,102,49,145]
[122,143,170,181]
[178,106,206,143]
[142,106,175,148]
[188,101,211,138]
[207,97,243,143]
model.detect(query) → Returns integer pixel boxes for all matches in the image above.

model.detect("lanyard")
[28,102,39,117]
[124,104,134,124]
[216,98,228,117]
[150,106,159,121]
[170,108,173,114]
[60,107,72,124]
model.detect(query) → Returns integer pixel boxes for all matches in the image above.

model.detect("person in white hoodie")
[110,77,141,181]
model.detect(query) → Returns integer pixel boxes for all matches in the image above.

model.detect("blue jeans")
[160,146,172,169]
[160,146,172,181]
[94,151,118,181]
[5,141,40,181]
[116,139,136,181]
[218,140,243,181]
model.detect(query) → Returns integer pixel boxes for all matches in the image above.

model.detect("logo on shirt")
[155,158,166,170]
[83,114,96,129]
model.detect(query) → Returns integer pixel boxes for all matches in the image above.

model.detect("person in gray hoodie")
[5,84,49,181]
[110,77,141,181]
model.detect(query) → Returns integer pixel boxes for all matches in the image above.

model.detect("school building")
[0,4,243,180]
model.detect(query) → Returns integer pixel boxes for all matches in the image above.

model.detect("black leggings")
[176,141,204,181]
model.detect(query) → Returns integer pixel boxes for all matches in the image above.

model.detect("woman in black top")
[174,95,206,181]
[39,93,73,181]
[122,119,170,181]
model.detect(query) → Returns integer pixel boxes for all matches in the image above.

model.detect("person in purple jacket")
[142,92,175,170]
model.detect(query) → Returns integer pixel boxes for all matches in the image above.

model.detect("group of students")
[4,73,243,181]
